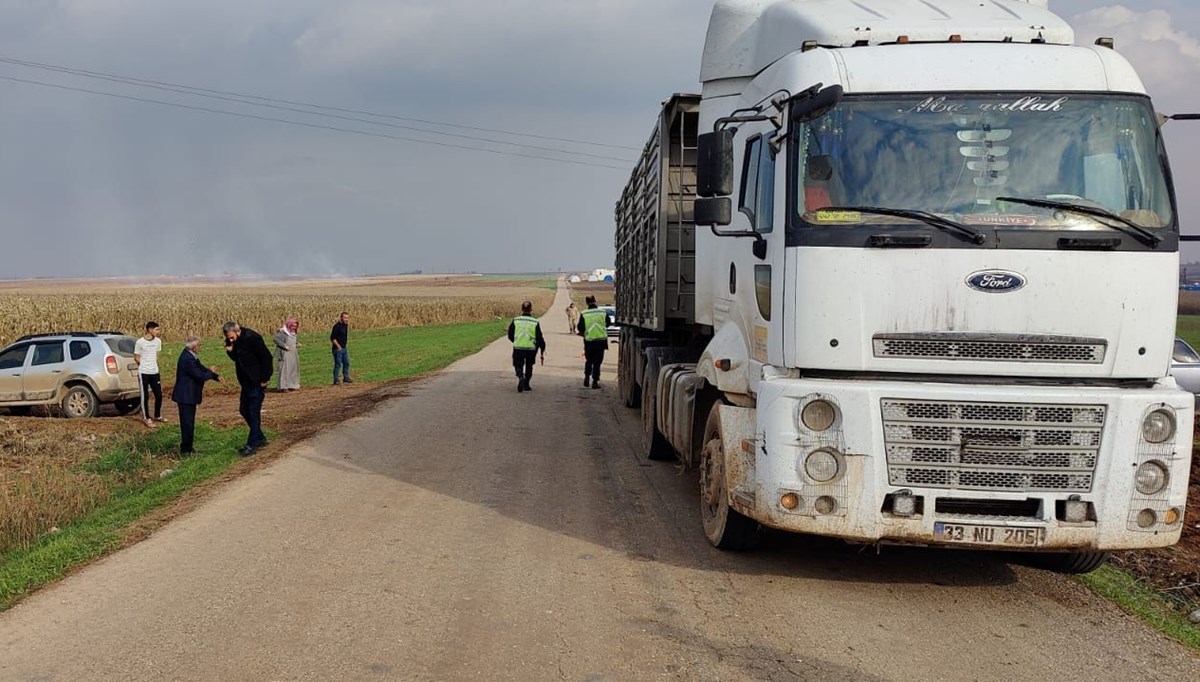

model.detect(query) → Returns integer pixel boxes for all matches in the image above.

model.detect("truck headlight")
[1135,460,1169,496]
[804,448,841,483]
[1141,409,1176,443]
[801,400,837,432]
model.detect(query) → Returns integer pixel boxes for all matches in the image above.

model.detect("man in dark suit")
[223,321,274,457]
[170,335,222,455]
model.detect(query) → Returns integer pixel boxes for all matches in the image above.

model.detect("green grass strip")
[1078,564,1200,651]
[0,424,245,610]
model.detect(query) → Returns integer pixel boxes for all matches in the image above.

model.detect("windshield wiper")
[819,206,985,244]
[995,196,1162,247]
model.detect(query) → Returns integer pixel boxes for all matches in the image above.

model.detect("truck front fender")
[698,323,752,397]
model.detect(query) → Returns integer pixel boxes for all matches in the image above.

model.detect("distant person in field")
[134,321,165,427]
[223,321,273,457]
[273,318,301,391]
[578,296,611,389]
[330,311,352,385]
[565,302,579,334]
[507,300,545,393]
[170,335,222,455]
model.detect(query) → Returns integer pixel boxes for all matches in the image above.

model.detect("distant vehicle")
[0,332,142,418]
[600,306,619,339]
[1170,338,1200,400]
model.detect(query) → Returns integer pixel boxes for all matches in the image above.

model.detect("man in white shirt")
[134,321,165,428]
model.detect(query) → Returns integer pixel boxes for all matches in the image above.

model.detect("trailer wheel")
[619,333,640,409]
[641,383,673,460]
[1027,551,1109,574]
[699,402,761,550]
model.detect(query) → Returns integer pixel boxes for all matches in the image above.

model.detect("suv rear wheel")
[61,385,98,419]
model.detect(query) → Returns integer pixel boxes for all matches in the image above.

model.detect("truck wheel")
[61,385,99,419]
[114,399,140,416]
[641,385,673,460]
[699,402,761,550]
[618,332,641,409]
[1028,551,1109,574]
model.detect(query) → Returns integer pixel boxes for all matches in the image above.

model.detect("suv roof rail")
[95,330,126,336]
[14,331,100,342]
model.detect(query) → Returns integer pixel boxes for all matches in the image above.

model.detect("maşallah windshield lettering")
[798,93,1174,234]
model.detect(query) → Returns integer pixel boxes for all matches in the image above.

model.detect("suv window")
[105,337,136,357]
[32,342,65,366]
[0,345,29,370]
[70,340,92,361]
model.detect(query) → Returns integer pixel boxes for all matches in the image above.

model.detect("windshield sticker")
[899,96,1070,115]
[813,210,863,223]
[960,214,1038,226]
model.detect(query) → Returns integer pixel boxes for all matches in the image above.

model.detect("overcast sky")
[1,0,1199,278]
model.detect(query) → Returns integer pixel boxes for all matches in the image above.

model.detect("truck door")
[0,344,32,402]
[734,129,787,385]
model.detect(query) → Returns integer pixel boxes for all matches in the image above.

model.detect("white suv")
[0,332,142,418]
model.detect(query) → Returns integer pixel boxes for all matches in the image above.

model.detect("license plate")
[935,522,1046,547]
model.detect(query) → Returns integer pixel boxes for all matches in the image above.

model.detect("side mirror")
[791,84,844,122]
[695,197,731,226]
[697,130,734,197]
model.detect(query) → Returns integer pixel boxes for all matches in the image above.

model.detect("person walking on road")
[507,300,545,393]
[134,321,165,428]
[565,302,579,334]
[223,321,273,456]
[578,296,611,389]
[330,311,352,385]
[170,335,222,455]
[274,318,301,391]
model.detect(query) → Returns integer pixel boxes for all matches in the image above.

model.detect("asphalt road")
[2,283,1198,681]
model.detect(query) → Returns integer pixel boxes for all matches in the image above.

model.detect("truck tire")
[641,383,673,460]
[619,332,641,409]
[1028,551,1109,574]
[699,402,761,550]
[61,385,99,419]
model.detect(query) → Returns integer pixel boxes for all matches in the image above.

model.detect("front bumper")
[747,377,1193,551]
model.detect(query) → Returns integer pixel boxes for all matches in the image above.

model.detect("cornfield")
[0,279,556,344]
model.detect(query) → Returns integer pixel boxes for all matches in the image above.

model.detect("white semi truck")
[615,0,1194,572]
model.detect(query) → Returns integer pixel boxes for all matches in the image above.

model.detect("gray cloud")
[0,1,1197,277]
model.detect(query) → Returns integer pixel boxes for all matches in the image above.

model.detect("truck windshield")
[794,93,1174,237]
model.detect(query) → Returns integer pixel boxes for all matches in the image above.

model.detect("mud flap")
[718,403,757,513]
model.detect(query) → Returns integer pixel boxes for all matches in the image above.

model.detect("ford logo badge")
[966,270,1026,293]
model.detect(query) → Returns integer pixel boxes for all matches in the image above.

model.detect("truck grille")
[873,334,1106,364]
[882,399,1105,493]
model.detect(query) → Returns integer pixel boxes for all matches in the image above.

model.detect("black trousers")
[140,373,162,419]
[583,341,606,381]
[239,385,266,447]
[512,349,537,381]
[177,403,197,452]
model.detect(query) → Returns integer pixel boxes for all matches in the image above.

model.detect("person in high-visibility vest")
[506,300,546,393]
[576,295,612,389]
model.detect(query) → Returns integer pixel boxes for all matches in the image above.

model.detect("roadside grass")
[0,423,246,610]
[156,319,509,387]
[0,319,512,610]
[1178,315,1200,349]
[1078,565,1200,651]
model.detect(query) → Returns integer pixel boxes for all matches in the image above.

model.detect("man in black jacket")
[170,335,222,455]
[223,321,274,456]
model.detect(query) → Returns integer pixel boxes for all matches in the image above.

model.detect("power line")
[0,74,630,171]
[0,55,641,152]
[0,56,636,162]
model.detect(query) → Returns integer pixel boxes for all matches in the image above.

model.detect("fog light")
[1141,409,1176,444]
[1136,508,1157,528]
[1064,498,1089,524]
[780,493,800,510]
[892,492,917,517]
[804,449,841,483]
[1135,461,1169,496]
[801,399,837,432]
[1164,508,1181,525]
[814,496,837,515]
